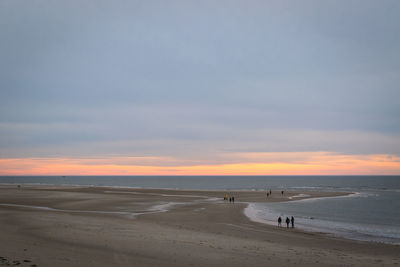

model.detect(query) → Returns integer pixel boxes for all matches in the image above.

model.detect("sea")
[1,175,399,245]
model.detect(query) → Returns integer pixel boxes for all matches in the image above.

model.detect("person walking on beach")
[278,216,282,227]
[232,196,235,203]
[286,217,290,228]
[281,190,284,196]
[291,216,295,228]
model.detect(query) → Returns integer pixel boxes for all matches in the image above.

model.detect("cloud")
[1,0,399,174]
[1,102,400,159]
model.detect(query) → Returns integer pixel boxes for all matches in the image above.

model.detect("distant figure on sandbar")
[291,216,295,228]
[278,216,282,227]
[286,217,290,228]
[229,197,232,203]
[232,196,235,203]
[270,189,272,195]
[281,190,284,196]
[266,193,269,198]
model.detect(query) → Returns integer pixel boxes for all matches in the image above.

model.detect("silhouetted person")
[278,216,282,227]
[286,217,290,228]
[291,216,295,228]
[266,193,269,198]
[229,197,232,203]
[281,190,284,196]
[270,189,272,195]
[232,196,235,203]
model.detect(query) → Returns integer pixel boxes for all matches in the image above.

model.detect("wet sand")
[0,184,399,266]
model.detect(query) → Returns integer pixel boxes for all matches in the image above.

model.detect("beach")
[0,184,399,267]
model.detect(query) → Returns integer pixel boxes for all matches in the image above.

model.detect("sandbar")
[0,184,399,266]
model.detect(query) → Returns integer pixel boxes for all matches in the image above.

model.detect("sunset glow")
[1,152,399,176]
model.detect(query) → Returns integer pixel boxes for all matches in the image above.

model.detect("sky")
[1,0,400,175]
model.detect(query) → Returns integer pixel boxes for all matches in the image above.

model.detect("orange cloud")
[0,152,400,175]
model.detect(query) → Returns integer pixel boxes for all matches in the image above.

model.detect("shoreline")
[243,201,400,246]
[0,184,399,266]
[0,181,356,193]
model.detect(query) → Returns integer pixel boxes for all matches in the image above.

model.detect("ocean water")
[1,175,399,244]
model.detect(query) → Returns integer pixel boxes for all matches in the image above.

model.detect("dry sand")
[0,184,399,267]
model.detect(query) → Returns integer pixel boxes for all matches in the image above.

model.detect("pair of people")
[278,216,294,228]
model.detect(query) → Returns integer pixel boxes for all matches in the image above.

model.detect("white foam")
[288,194,310,200]
[286,192,362,203]
[244,203,277,226]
